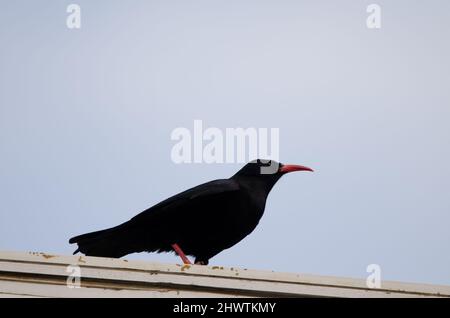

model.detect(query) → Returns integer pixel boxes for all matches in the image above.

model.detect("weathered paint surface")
[0,251,449,298]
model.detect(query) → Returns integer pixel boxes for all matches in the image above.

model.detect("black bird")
[69,159,313,265]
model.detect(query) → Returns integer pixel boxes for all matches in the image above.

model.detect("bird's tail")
[69,223,137,258]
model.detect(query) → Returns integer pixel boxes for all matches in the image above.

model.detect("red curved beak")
[279,164,314,173]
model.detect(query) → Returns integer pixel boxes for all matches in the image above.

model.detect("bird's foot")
[171,243,192,265]
[194,259,209,265]
[194,261,208,265]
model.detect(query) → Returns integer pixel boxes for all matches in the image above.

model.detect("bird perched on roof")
[69,159,313,265]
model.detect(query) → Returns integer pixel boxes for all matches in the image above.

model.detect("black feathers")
[69,160,312,264]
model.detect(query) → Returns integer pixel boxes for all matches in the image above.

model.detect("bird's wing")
[118,179,242,249]
[69,179,242,257]
[130,178,240,223]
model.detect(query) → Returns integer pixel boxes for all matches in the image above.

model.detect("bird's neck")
[232,175,281,201]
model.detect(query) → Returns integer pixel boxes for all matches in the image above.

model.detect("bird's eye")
[258,160,271,166]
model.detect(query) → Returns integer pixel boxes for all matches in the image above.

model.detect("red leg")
[171,243,192,265]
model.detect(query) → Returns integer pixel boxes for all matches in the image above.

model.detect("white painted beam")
[0,251,448,298]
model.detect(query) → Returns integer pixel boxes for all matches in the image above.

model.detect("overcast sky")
[1,1,450,285]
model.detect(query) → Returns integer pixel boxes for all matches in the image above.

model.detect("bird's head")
[232,159,313,193]
[234,159,313,176]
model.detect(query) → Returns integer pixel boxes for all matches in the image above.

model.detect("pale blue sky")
[1,1,450,285]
